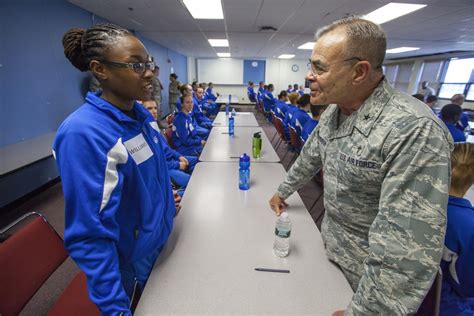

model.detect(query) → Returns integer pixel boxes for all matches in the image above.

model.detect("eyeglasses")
[307,57,361,76]
[100,59,156,73]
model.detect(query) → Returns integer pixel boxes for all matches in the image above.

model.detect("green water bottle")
[252,132,262,159]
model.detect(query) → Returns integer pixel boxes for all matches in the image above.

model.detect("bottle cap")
[253,132,262,138]
[280,212,288,219]
[240,153,250,162]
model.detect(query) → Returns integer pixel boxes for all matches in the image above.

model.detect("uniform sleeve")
[277,126,322,199]
[345,118,452,315]
[54,129,132,315]
[174,116,201,147]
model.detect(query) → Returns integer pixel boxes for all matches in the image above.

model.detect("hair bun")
[62,28,88,72]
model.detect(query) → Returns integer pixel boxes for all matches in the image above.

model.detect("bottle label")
[275,227,291,238]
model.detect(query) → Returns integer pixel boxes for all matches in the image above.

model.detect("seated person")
[283,92,300,140]
[178,84,210,139]
[275,90,289,120]
[205,82,218,102]
[257,82,266,103]
[247,81,257,103]
[298,85,305,96]
[289,93,311,138]
[440,142,474,316]
[172,94,206,156]
[263,84,277,113]
[440,103,467,142]
[286,84,293,93]
[194,87,213,129]
[301,104,328,143]
[451,94,469,132]
[412,93,424,101]
[292,83,299,93]
[425,95,438,111]
[143,101,198,196]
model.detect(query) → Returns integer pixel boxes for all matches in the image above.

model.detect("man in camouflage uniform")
[269,17,453,315]
[152,65,164,127]
[169,73,181,114]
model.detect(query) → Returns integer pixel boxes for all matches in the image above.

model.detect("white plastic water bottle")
[273,212,291,257]
[231,108,236,117]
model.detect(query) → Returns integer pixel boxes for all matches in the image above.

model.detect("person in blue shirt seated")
[440,103,467,142]
[179,84,210,139]
[57,24,179,314]
[257,81,265,102]
[292,83,299,93]
[283,92,300,140]
[301,104,328,143]
[143,100,198,197]
[172,94,206,156]
[247,81,257,103]
[275,90,289,120]
[205,82,218,102]
[440,142,474,316]
[263,83,277,113]
[286,84,293,93]
[298,84,305,96]
[289,93,311,138]
[194,87,213,129]
[451,94,469,132]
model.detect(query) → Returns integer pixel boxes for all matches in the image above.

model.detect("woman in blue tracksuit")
[55,24,177,315]
[172,94,206,156]
[440,103,466,142]
[440,143,474,316]
[289,93,311,138]
[247,81,257,102]
[205,82,218,102]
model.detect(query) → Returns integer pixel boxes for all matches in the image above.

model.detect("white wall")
[187,56,197,83]
[265,59,309,94]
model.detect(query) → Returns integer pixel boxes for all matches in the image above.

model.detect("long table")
[216,95,239,104]
[135,162,354,315]
[212,112,259,127]
[200,126,280,162]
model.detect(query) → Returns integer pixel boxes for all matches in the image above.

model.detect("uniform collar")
[85,91,150,124]
[325,78,391,140]
[448,195,473,208]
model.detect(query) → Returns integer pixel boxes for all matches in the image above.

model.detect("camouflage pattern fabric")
[277,79,453,315]
[169,80,181,114]
[152,77,163,119]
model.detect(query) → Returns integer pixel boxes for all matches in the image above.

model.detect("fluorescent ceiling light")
[208,39,229,47]
[297,42,315,50]
[386,47,420,54]
[278,54,295,59]
[217,52,231,57]
[183,0,223,19]
[364,3,426,24]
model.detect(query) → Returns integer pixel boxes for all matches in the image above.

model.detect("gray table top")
[216,95,239,104]
[200,127,280,163]
[212,112,259,127]
[136,162,353,315]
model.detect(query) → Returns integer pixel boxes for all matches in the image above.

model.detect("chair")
[288,126,303,167]
[0,212,100,316]
[164,126,176,149]
[415,268,443,316]
[166,113,175,125]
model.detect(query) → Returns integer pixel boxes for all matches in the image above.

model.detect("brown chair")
[166,113,175,125]
[0,212,100,316]
[164,126,176,149]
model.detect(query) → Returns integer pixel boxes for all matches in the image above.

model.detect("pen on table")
[229,156,240,159]
[221,132,229,134]
[254,268,290,273]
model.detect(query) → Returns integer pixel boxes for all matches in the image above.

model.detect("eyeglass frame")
[307,57,362,76]
[100,57,156,74]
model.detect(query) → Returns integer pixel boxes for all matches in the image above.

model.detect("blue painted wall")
[0,0,187,207]
[243,60,266,85]
[0,0,187,148]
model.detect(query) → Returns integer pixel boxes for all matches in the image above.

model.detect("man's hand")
[332,310,345,316]
[201,140,206,146]
[269,193,288,216]
[179,161,187,170]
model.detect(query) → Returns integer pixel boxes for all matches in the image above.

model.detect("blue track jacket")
[440,196,474,315]
[53,92,175,314]
[172,111,203,155]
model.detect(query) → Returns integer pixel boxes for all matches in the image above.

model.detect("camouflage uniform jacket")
[152,77,163,118]
[277,79,453,315]
[169,80,181,104]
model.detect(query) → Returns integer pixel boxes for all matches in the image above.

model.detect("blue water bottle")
[228,116,235,136]
[239,153,250,190]
[225,103,230,116]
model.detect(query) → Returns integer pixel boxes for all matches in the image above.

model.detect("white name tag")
[123,133,153,165]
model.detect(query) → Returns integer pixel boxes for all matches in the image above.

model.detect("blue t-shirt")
[440,196,474,316]
[445,122,466,142]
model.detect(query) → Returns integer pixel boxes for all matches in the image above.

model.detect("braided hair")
[62,23,132,72]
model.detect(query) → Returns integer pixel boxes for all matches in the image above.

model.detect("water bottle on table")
[252,132,262,159]
[273,212,291,257]
[239,153,250,190]
[228,116,234,136]
[231,108,236,117]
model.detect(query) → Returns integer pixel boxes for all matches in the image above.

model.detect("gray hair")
[315,16,386,72]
